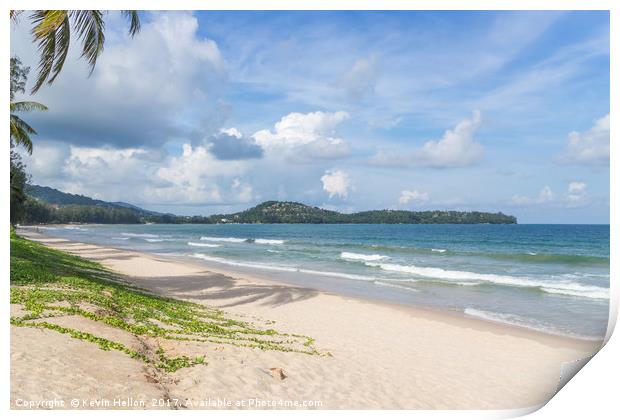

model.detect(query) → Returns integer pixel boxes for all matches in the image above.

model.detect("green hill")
[19,186,517,225]
[208,201,517,224]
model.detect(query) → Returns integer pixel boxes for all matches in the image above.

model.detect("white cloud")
[221,128,243,138]
[25,141,253,206]
[253,111,351,159]
[22,141,71,178]
[398,190,429,205]
[510,186,554,206]
[321,169,351,199]
[556,114,609,166]
[370,111,484,168]
[153,144,249,204]
[566,181,588,207]
[509,182,590,208]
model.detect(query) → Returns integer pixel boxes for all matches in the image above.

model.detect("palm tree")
[10,10,141,93]
[10,101,48,154]
[10,57,47,154]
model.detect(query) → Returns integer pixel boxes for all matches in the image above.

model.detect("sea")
[38,223,610,340]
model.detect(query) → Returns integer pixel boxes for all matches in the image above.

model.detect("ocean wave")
[187,242,220,248]
[374,280,418,292]
[192,253,298,272]
[297,269,376,281]
[63,226,89,231]
[340,252,389,262]
[365,262,609,300]
[464,308,602,341]
[200,236,245,243]
[540,287,609,300]
[121,232,159,238]
[254,239,286,245]
[455,281,482,287]
[190,253,376,281]
[484,252,609,266]
[144,238,165,242]
[112,237,130,241]
[322,241,609,266]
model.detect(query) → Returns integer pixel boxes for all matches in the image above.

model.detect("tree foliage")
[10,57,48,154]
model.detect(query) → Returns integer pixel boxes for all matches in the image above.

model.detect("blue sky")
[10,11,610,223]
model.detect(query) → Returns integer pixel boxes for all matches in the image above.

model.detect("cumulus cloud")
[556,114,609,166]
[510,186,554,206]
[510,182,590,208]
[566,181,588,207]
[24,140,253,206]
[370,111,484,168]
[207,129,264,160]
[253,111,351,160]
[398,190,429,205]
[321,169,351,199]
[153,144,250,204]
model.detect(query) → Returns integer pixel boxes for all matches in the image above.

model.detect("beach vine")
[10,230,323,373]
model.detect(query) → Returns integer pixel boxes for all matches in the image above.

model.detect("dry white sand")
[11,228,603,410]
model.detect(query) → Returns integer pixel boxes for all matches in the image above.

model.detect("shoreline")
[12,227,604,409]
[17,226,604,346]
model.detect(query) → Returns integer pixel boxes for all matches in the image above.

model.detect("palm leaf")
[121,10,141,36]
[10,114,36,154]
[48,14,71,85]
[31,14,60,93]
[10,10,24,22]
[10,101,49,113]
[70,10,105,75]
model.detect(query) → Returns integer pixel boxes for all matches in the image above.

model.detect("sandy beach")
[10,227,603,410]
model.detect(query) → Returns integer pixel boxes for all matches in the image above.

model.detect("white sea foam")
[254,239,286,245]
[464,308,601,340]
[187,242,220,248]
[112,237,130,241]
[455,281,482,287]
[431,248,447,253]
[374,281,418,292]
[191,253,297,272]
[541,287,609,300]
[366,262,609,300]
[121,232,159,238]
[144,238,165,242]
[340,252,389,262]
[64,226,89,231]
[298,269,376,281]
[191,253,376,281]
[200,236,245,243]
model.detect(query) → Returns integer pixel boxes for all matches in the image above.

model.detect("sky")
[10,10,610,223]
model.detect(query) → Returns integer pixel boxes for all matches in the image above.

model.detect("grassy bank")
[10,230,322,373]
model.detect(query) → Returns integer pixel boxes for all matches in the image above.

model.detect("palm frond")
[31,16,59,93]
[121,10,141,36]
[47,14,72,85]
[70,10,105,75]
[10,10,24,22]
[30,10,68,38]
[10,114,36,154]
[10,101,49,113]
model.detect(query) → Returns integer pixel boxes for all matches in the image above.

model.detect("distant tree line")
[16,197,517,226]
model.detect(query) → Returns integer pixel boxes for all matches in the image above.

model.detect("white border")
[2,1,616,419]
